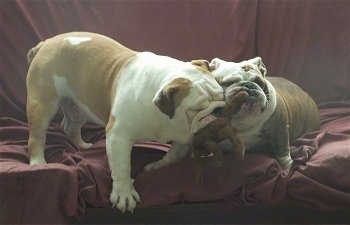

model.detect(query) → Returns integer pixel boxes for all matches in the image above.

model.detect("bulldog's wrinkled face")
[182,77,226,134]
[153,60,225,135]
[210,57,269,117]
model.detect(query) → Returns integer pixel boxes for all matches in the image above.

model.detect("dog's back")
[268,77,320,141]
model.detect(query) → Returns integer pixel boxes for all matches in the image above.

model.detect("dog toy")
[192,91,248,183]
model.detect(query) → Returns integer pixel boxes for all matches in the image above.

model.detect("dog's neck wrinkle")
[234,120,263,132]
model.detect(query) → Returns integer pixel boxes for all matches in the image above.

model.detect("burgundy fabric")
[288,101,350,210]
[256,0,350,103]
[1,0,350,223]
[0,118,169,223]
[0,117,287,224]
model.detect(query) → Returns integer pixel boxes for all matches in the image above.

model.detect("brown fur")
[190,60,211,74]
[153,78,192,118]
[26,32,137,162]
[192,91,248,183]
[154,59,211,119]
[27,32,137,124]
[262,77,320,158]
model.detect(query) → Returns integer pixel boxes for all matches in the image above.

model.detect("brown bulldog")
[209,57,320,169]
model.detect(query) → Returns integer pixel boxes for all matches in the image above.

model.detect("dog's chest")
[237,124,269,149]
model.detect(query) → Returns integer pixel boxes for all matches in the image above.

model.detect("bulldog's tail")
[27,41,44,65]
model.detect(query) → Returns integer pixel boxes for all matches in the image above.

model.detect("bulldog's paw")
[110,179,141,213]
[29,155,47,165]
[277,154,293,169]
[143,160,167,172]
[79,142,93,149]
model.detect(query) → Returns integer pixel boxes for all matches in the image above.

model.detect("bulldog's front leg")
[144,142,190,171]
[106,132,140,213]
[264,115,293,169]
[273,124,293,169]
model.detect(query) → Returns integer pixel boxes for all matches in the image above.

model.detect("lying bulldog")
[26,32,225,213]
[209,57,320,169]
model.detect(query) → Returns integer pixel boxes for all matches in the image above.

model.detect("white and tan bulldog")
[26,32,225,212]
[209,57,320,168]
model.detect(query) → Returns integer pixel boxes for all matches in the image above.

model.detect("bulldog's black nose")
[242,82,256,90]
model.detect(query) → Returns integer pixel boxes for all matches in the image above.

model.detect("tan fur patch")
[191,60,211,74]
[155,77,192,118]
[241,65,254,72]
[170,78,192,109]
[30,32,137,124]
[105,114,116,134]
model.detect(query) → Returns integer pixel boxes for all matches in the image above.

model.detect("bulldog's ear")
[248,57,267,77]
[191,60,211,73]
[153,78,191,119]
[209,58,222,71]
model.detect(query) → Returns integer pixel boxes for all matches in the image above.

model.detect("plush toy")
[192,91,248,183]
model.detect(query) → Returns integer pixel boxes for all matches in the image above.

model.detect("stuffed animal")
[192,91,248,183]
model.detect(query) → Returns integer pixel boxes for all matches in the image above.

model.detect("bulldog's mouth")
[190,100,226,134]
[240,98,264,113]
[228,88,268,114]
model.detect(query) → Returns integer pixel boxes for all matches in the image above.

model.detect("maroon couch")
[1,0,349,224]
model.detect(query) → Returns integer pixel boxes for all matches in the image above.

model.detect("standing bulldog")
[209,57,320,168]
[26,32,225,213]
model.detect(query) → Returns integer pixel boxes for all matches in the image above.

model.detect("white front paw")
[110,179,141,213]
[80,142,93,149]
[29,155,47,165]
[277,154,293,169]
[143,160,167,172]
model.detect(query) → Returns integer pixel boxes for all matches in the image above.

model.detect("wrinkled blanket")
[1,101,349,223]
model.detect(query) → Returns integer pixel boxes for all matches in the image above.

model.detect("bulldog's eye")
[221,81,234,87]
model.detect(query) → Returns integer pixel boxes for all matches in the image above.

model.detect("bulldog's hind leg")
[267,122,293,169]
[27,97,59,165]
[60,98,93,149]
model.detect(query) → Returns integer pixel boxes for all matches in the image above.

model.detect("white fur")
[64,36,92,45]
[210,57,293,168]
[104,52,224,212]
[28,32,224,213]
[232,80,276,147]
[277,153,293,167]
[210,58,277,148]
[109,52,224,142]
